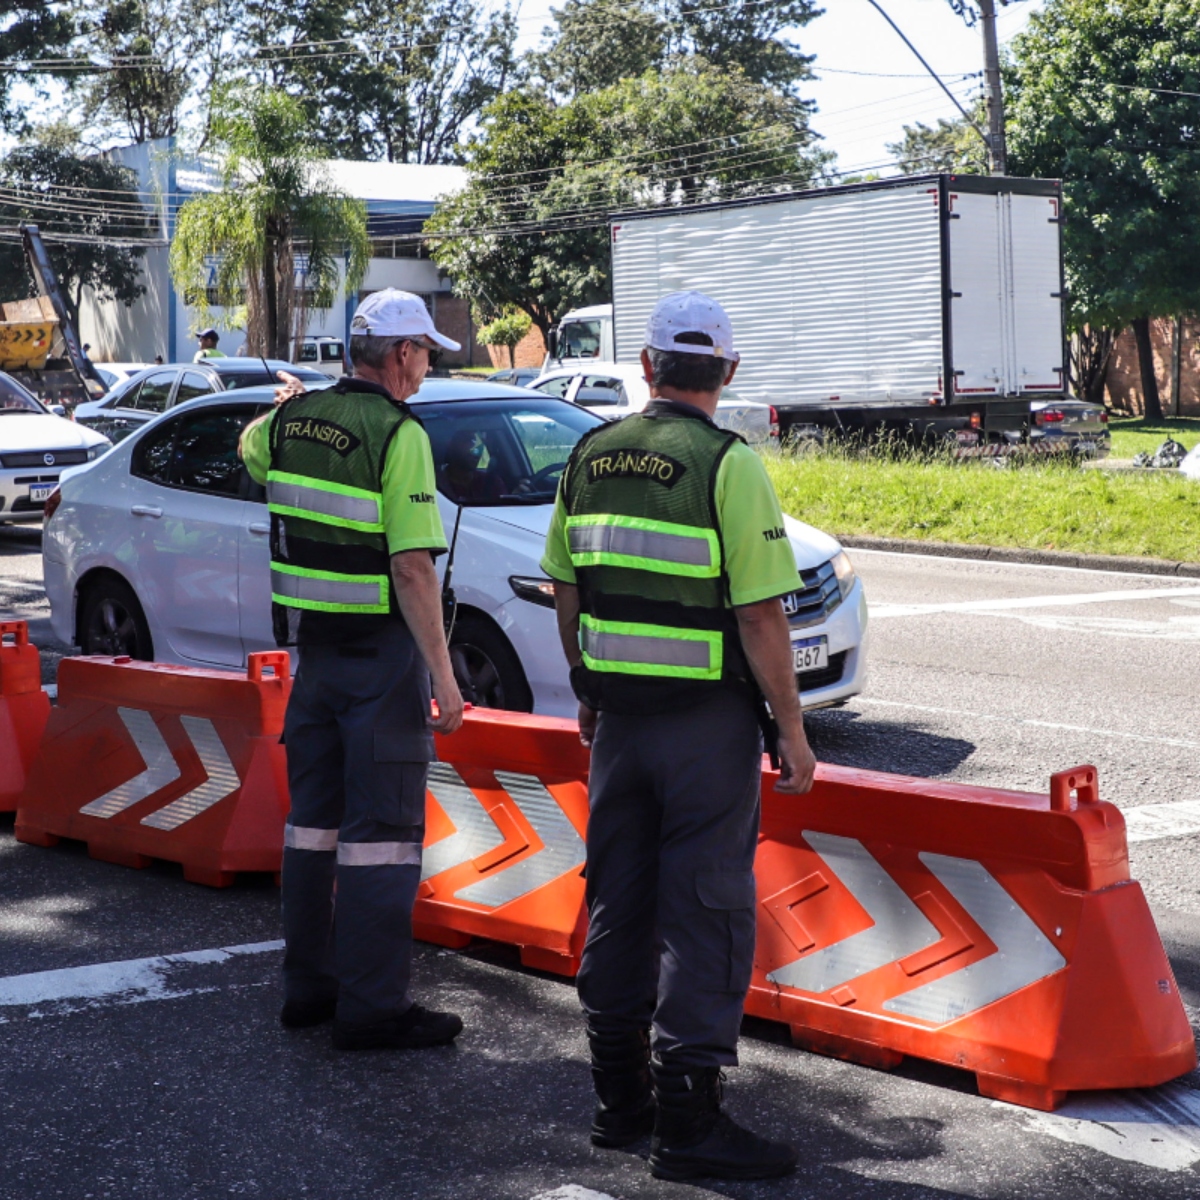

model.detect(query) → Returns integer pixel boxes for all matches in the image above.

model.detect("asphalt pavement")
[2,525,1198,1199]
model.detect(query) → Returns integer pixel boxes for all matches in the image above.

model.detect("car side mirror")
[547,327,559,359]
[50,404,67,417]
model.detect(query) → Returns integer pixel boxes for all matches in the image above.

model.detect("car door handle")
[248,522,270,535]
[130,504,163,518]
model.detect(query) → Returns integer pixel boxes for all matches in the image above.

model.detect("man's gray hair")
[349,333,405,369]
[645,331,729,394]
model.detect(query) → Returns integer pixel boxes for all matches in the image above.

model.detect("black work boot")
[588,1027,656,1148]
[649,1064,797,1181]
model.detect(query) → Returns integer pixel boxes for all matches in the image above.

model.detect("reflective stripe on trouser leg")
[337,841,423,867]
[284,824,339,851]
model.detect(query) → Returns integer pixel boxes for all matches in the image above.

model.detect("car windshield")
[419,398,603,506]
[0,374,46,414]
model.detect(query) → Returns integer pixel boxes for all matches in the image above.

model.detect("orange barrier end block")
[15,652,291,885]
[0,621,50,812]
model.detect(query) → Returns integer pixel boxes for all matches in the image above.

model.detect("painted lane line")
[883,855,1065,1024]
[0,940,283,1013]
[869,584,1200,620]
[855,696,1200,752]
[1123,800,1200,843]
[1014,1084,1200,1172]
[531,1189,621,1200]
[767,833,939,992]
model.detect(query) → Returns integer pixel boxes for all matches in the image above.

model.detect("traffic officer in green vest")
[239,289,466,1051]
[193,328,226,361]
[541,291,817,1182]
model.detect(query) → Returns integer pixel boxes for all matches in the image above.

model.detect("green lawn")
[763,449,1200,562]
[1109,416,1200,459]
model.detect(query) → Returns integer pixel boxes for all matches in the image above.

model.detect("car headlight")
[510,576,557,608]
[830,550,856,600]
[86,442,111,461]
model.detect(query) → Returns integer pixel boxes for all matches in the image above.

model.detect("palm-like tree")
[170,86,371,360]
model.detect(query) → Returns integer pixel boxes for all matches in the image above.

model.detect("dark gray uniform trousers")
[576,687,762,1069]
[280,623,434,1025]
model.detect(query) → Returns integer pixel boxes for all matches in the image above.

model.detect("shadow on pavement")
[805,708,977,778]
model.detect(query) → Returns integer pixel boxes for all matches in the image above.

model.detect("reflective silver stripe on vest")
[337,841,423,867]
[268,479,381,527]
[581,625,713,670]
[568,522,713,568]
[271,569,384,608]
[284,824,338,851]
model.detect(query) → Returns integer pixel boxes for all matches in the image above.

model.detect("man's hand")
[429,672,465,735]
[774,725,816,794]
[578,702,597,748]
[274,371,306,406]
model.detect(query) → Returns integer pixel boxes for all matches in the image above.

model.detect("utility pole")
[977,0,1008,174]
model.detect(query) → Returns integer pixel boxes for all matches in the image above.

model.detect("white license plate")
[792,636,828,673]
[29,484,56,503]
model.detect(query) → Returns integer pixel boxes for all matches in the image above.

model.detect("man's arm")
[735,598,816,794]
[551,582,597,748]
[391,551,464,735]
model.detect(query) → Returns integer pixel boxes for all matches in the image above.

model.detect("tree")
[0,0,77,137]
[427,63,828,339]
[169,87,371,359]
[477,309,532,367]
[1006,0,1200,418]
[239,0,518,164]
[0,145,148,323]
[531,0,820,102]
[887,111,988,175]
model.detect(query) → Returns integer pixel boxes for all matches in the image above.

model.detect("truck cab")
[545,303,613,369]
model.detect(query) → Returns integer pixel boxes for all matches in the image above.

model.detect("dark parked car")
[1028,399,1110,458]
[487,367,542,388]
[74,359,331,443]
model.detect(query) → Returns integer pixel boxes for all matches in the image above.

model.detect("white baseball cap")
[645,291,738,361]
[350,288,461,352]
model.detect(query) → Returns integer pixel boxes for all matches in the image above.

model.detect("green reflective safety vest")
[267,387,410,645]
[563,401,751,713]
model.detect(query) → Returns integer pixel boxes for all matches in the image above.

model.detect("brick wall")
[1105,317,1200,416]
[430,294,477,368]
[485,324,547,369]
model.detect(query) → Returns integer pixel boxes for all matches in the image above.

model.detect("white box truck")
[604,174,1065,445]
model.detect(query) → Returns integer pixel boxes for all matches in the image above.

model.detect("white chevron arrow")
[79,709,240,828]
[882,853,1066,1023]
[81,708,181,818]
[766,832,941,991]
[421,765,585,908]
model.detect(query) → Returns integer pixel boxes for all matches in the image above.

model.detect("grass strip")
[763,450,1200,562]
[1109,416,1200,458]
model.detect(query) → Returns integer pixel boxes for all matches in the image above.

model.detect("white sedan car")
[44,381,866,716]
[0,371,111,523]
[530,362,775,444]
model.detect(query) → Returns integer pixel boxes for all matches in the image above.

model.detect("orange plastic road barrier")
[417,715,1194,1111]
[418,708,590,975]
[0,622,50,812]
[15,652,290,886]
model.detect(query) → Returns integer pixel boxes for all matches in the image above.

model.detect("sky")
[512,0,1047,175]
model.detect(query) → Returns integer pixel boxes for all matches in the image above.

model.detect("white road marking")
[1000,613,1200,641]
[1124,801,1200,843]
[531,1189,620,1200]
[1014,1084,1200,1172]
[0,939,283,1015]
[850,546,1200,583]
[855,697,1200,752]
[869,585,1200,620]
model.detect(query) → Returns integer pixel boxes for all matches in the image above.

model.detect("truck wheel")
[448,615,533,713]
[79,576,154,659]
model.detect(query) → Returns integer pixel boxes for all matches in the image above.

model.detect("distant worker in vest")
[239,289,466,1051]
[541,291,816,1182]
[194,328,226,361]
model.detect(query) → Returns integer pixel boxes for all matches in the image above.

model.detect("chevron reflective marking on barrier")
[422,764,586,908]
[77,708,240,829]
[766,833,941,993]
[883,853,1066,1024]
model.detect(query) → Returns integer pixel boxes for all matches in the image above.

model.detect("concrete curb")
[838,535,1200,578]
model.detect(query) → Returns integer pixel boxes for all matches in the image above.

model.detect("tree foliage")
[886,111,988,175]
[239,0,518,163]
[0,145,148,322]
[1006,0,1200,414]
[427,62,827,336]
[476,309,532,367]
[0,0,77,136]
[169,87,371,359]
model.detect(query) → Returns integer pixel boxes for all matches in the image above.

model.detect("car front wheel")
[79,576,154,659]
[448,614,533,712]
